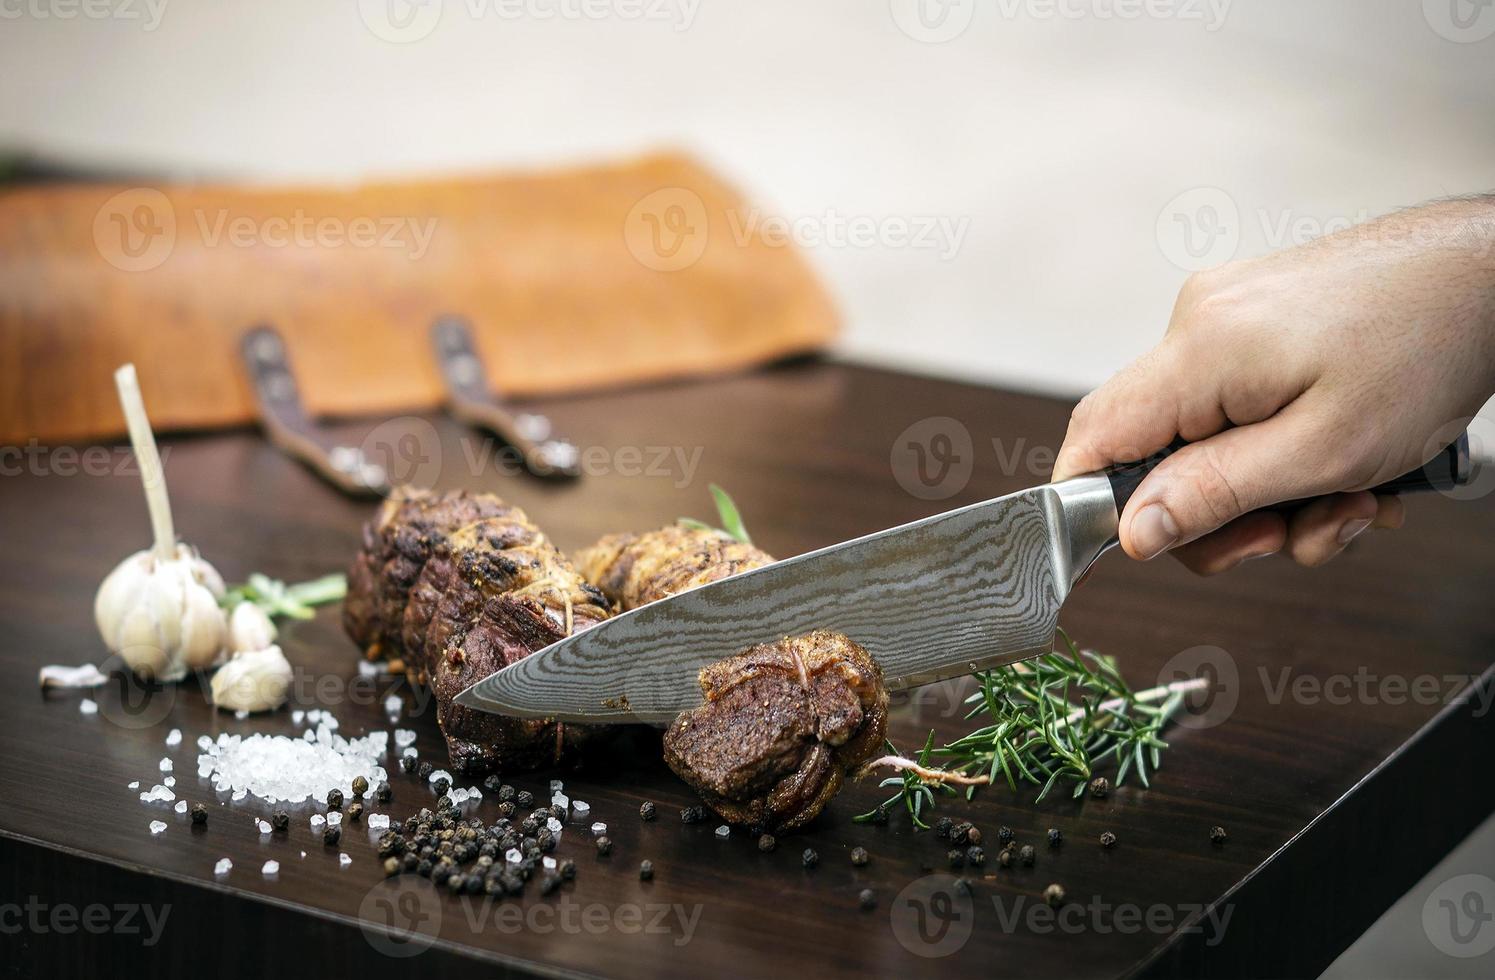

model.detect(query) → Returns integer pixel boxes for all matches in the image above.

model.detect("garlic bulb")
[228,601,278,654]
[96,545,228,681]
[210,645,293,712]
[94,364,230,682]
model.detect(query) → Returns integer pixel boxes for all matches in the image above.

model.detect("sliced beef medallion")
[662,630,889,833]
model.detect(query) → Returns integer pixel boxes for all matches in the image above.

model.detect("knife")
[456,434,1472,725]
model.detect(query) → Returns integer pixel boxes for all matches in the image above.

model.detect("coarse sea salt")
[546,817,562,834]
[164,776,175,787]
[165,728,182,747]
[552,793,569,810]
[384,694,403,717]
[543,856,557,870]
[715,825,730,839]
[195,721,388,805]
[427,769,451,785]
[79,698,98,715]
[262,860,279,876]
[159,757,173,772]
[127,781,140,790]
[174,801,187,814]
[310,814,326,829]
[506,848,522,864]
[214,858,232,876]
[367,814,390,831]
[327,811,342,828]
[258,819,272,835]
[339,853,351,868]
[572,800,591,818]
[149,820,167,835]
[395,729,417,748]
[591,822,607,836]
[291,710,305,725]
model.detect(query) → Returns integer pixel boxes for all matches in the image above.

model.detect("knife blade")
[455,433,1471,726]
[455,475,1120,724]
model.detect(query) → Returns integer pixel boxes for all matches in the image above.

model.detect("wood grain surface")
[1,361,1492,979]
[0,153,838,443]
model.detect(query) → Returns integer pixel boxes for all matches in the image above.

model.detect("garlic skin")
[95,544,228,682]
[210,645,293,713]
[228,601,278,654]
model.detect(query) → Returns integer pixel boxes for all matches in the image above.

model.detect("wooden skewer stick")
[114,364,176,562]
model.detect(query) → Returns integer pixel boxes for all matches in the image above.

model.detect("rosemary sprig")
[221,572,347,621]
[678,483,753,545]
[855,629,1207,822]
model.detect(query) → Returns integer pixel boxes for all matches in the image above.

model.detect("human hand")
[1054,197,1495,573]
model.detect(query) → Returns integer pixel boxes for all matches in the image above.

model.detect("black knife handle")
[1105,431,1472,515]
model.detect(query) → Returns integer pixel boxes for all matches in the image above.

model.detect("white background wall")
[3,0,1493,400]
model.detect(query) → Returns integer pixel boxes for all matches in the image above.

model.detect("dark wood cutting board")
[2,361,1491,979]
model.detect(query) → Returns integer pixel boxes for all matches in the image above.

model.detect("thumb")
[1118,407,1334,560]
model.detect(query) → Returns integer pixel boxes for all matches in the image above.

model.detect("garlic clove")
[116,600,170,680]
[228,601,277,654]
[94,551,151,649]
[179,578,228,670]
[210,645,293,713]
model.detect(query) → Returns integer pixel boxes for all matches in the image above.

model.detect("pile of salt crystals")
[197,721,388,805]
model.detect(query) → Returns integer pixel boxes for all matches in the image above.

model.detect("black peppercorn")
[270,809,288,831]
[190,803,208,825]
[997,825,1014,846]
[383,857,400,877]
[432,863,452,886]
[758,834,776,853]
[950,821,973,846]
[1210,825,1228,845]
[538,831,556,854]
[323,825,341,846]
[967,846,985,867]
[1100,831,1117,849]
[351,775,369,797]
[436,795,452,811]
[559,859,576,881]
[416,858,433,878]
[500,871,524,895]
[850,846,869,866]
[639,860,654,881]
[376,781,392,803]
[417,762,433,780]
[446,874,466,894]
[1044,883,1066,907]
[433,777,450,796]
[998,846,1014,868]
[346,802,364,823]
[497,801,515,819]
[498,784,516,802]
[947,848,965,869]
[540,873,561,896]
[326,788,343,810]
[1089,776,1110,799]
[515,790,534,808]
[483,774,502,793]
[802,848,819,869]
[402,852,419,873]
[935,817,954,839]
[400,755,417,774]
[858,889,876,911]
[483,875,503,896]
[596,836,613,856]
[639,801,657,822]
[1047,827,1062,848]
[680,805,706,824]
[869,804,889,826]
[1019,844,1035,867]
[464,874,482,895]
[966,826,982,846]
[953,878,973,897]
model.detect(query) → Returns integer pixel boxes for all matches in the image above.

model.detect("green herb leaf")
[709,484,751,545]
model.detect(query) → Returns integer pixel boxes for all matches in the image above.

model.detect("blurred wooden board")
[1,361,1492,978]
[0,154,837,443]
